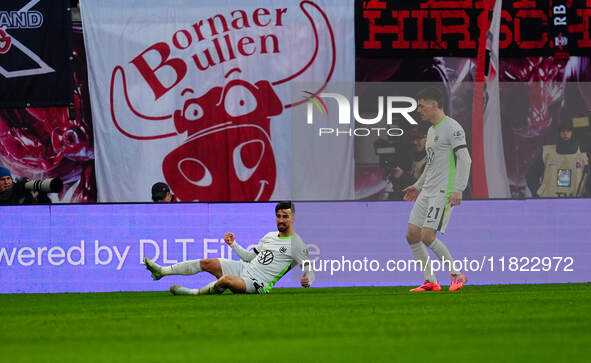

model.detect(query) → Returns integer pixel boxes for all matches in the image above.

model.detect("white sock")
[428,238,460,275]
[162,259,202,276]
[195,281,225,295]
[410,242,437,283]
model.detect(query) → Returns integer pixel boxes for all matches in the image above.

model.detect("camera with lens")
[23,178,64,194]
[0,177,63,205]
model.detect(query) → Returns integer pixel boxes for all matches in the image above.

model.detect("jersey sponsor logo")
[257,250,274,265]
[426,147,435,165]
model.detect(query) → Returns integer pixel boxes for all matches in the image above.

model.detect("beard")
[277,223,287,232]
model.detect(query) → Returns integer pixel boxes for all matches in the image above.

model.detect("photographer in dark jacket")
[0,166,59,205]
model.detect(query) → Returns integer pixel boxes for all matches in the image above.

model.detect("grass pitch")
[1,284,590,362]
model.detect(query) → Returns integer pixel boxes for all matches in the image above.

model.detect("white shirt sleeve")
[449,123,467,150]
[454,147,471,193]
[291,234,315,284]
[229,239,261,262]
[448,122,470,193]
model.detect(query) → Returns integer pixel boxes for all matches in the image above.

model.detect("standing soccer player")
[402,88,471,292]
[144,201,314,295]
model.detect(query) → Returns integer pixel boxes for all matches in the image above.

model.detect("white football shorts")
[408,193,454,232]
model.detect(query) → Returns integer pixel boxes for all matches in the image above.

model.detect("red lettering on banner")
[499,10,513,49]
[514,9,548,49]
[411,10,429,49]
[513,0,536,9]
[128,7,289,98]
[238,36,256,56]
[192,20,206,41]
[192,50,215,71]
[207,15,230,36]
[362,0,386,9]
[419,0,473,9]
[253,8,271,27]
[130,42,187,101]
[172,30,192,50]
[223,34,237,60]
[359,0,591,54]
[260,34,279,54]
[275,8,288,26]
[230,10,250,29]
[212,37,227,62]
[363,10,397,49]
[432,10,476,49]
[569,9,591,47]
[390,11,410,48]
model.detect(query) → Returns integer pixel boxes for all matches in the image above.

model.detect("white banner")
[483,0,510,198]
[80,0,354,202]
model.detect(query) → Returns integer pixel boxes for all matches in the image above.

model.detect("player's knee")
[216,274,231,288]
[200,259,216,272]
[421,229,436,244]
[406,230,421,244]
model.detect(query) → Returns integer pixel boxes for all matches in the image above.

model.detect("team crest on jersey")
[452,130,464,138]
[258,250,274,265]
[279,246,287,254]
[434,136,439,142]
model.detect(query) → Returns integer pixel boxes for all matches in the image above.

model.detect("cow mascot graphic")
[109,1,335,201]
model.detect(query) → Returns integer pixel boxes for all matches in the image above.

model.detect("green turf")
[1,284,590,362]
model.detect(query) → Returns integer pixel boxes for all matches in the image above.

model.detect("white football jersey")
[245,232,310,292]
[421,116,468,197]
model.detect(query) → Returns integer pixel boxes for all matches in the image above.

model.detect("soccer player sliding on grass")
[144,201,314,295]
[402,88,471,292]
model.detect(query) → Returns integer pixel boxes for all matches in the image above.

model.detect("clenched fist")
[223,232,235,245]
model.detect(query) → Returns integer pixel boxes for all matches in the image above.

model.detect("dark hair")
[275,201,295,215]
[416,87,445,109]
[151,182,170,201]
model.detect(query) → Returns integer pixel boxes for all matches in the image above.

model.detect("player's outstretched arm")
[224,232,257,262]
[292,235,315,287]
